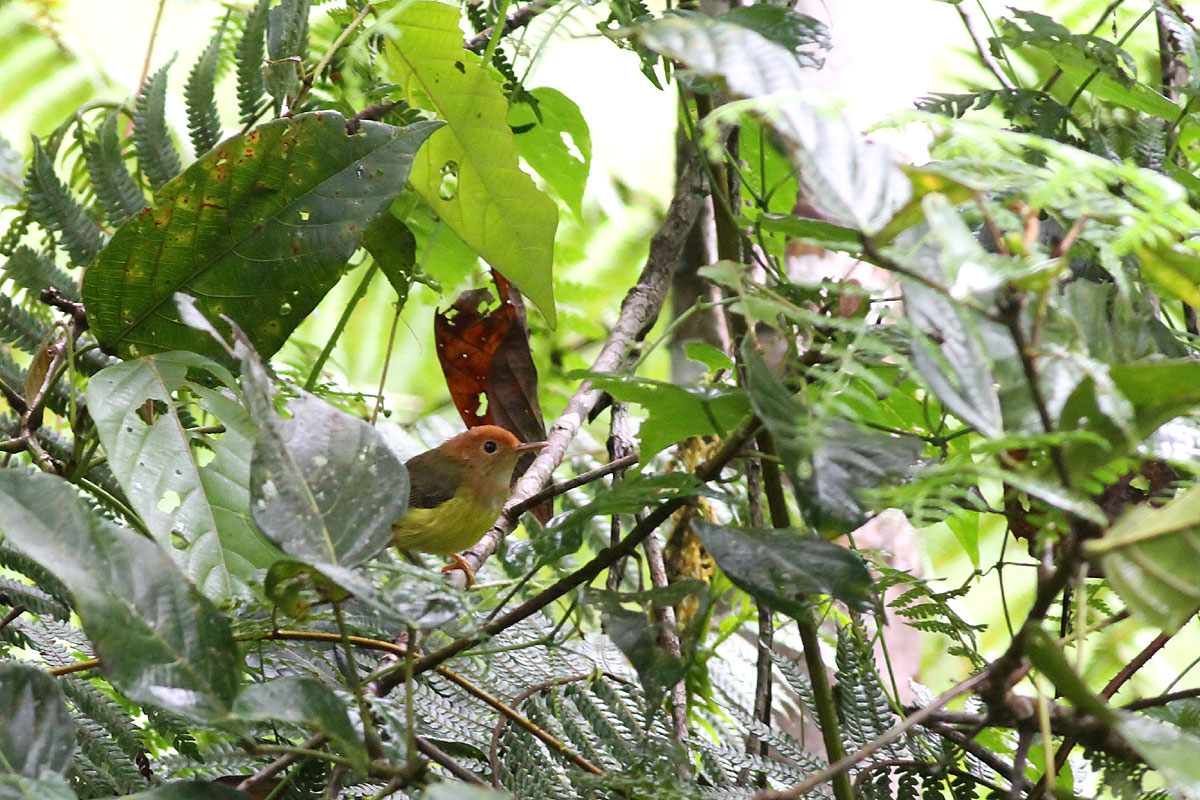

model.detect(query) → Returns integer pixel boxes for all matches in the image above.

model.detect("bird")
[393,425,546,581]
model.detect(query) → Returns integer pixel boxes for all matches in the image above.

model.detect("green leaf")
[600,604,685,717]
[1136,242,1200,309]
[382,0,559,327]
[134,57,182,190]
[82,111,144,226]
[806,419,923,533]
[634,14,909,233]
[0,774,76,800]
[249,392,409,568]
[25,137,102,267]
[755,213,863,255]
[0,663,74,779]
[1087,484,1200,634]
[3,245,79,304]
[740,339,805,477]
[684,341,734,373]
[0,134,23,208]
[1116,712,1200,799]
[185,16,228,156]
[362,212,417,297]
[902,204,1002,437]
[999,10,1182,120]
[82,113,441,363]
[694,521,873,616]
[581,372,751,460]
[314,560,467,629]
[0,470,241,720]
[509,87,591,218]
[87,352,281,601]
[265,0,311,106]
[1060,359,1200,477]
[717,6,829,68]
[230,678,366,769]
[235,0,270,125]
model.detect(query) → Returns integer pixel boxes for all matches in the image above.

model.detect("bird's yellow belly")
[392,495,501,554]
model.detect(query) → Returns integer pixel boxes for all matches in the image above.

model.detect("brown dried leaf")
[434,271,549,521]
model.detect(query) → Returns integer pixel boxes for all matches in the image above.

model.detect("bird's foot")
[442,553,476,587]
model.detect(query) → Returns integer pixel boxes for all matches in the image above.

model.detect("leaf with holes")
[509,87,591,217]
[82,113,440,365]
[435,272,547,453]
[87,352,280,601]
[0,471,241,721]
[1087,485,1200,634]
[382,0,558,326]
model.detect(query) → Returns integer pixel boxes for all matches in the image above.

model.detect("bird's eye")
[483,440,498,454]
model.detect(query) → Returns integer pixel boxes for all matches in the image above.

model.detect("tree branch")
[464,1,554,53]
[442,151,709,587]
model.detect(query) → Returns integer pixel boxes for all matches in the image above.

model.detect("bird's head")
[443,425,547,493]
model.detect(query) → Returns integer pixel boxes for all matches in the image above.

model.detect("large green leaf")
[1117,713,1200,799]
[0,471,241,720]
[87,353,280,601]
[82,113,441,363]
[1087,485,1200,634]
[634,14,910,233]
[694,521,873,617]
[380,1,558,326]
[249,393,409,568]
[0,663,74,779]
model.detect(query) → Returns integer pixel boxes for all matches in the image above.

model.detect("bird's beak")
[514,441,548,454]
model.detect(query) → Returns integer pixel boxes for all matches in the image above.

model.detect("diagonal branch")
[443,151,709,587]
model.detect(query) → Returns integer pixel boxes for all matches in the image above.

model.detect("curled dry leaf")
[434,271,550,522]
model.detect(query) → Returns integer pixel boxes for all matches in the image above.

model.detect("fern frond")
[134,57,182,190]
[236,0,271,125]
[185,15,229,156]
[834,625,898,752]
[1134,115,1166,172]
[0,289,52,353]
[0,575,70,620]
[25,138,103,267]
[81,112,144,226]
[2,245,79,302]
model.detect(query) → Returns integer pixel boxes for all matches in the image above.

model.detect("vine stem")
[754,429,852,800]
[441,151,708,587]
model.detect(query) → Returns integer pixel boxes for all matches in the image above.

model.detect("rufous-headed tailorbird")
[392,425,546,582]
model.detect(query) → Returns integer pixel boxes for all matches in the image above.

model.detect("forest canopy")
[2,1,1200,799]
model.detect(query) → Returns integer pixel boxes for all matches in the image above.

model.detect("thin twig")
[957,4,1016,90]
[758,671,990,800]
[644,529,688,742]
[136,0,169,96]
[415,735,487,785]
[0,605,26,632]
[464,0,553,53]
[508,453,639,518]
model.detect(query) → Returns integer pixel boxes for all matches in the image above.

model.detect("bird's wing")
[404,449,465,509]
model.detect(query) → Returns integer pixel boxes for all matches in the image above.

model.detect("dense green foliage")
[3,1,1200,799]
